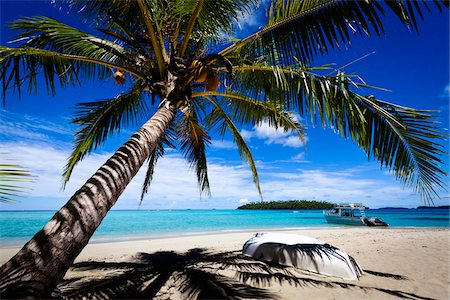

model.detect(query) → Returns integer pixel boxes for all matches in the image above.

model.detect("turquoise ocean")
[1,208,449,247]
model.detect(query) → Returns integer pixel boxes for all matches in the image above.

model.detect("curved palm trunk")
[0,105,177,298]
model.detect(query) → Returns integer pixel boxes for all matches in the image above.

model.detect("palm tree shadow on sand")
[55,248,433,300]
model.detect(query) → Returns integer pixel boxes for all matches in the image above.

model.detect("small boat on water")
[323,203,388,226]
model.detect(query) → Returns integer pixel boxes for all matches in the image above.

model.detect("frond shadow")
[55,248,433,300]
[56,249,276,299]
[363,269,408,280]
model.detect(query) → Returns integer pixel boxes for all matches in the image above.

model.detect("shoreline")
[0,225,446,249]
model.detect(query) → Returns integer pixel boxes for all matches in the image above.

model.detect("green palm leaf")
[66,0,139,23]
[200,95,264,201]
[228,63,446,201]
[193,91,308,201]
[0,46,147,100]
[0,155,34,203]
[195,91,305,144]
[66,0,163,60]
[64,84,148,185]
[10,17,132,60]
[172,0,255,56]
[140,144,165,205]
[298,71,446,201]
[177,108,212,196]
[221,0,448,64]
[140,124,177,204]
[1,15,152,100]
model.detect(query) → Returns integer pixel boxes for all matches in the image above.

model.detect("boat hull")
[324,215,365,226]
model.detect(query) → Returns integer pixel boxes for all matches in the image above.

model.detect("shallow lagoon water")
[1,208,448,246]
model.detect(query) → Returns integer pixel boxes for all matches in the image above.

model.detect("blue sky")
[0,1,448,210]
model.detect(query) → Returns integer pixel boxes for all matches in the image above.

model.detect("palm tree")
[0,0,447,297]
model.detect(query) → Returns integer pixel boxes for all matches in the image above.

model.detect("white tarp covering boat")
[242,233,363,280]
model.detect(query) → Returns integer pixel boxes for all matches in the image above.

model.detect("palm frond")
[0,155,34,203]
[221,0,448,64]
[298,71,446,201]
[230,63,331,106]
[9,16,132,61]
[65,0,139,25]
[177,109,211,196]
[169,0,255,57]
[200,95,263,201]
[0,15,154,101]
[136,0,166,77]
[7,16,149,73]
[227,62,447,201]
[178,0,205,57]
[228,61,446,201]
[63,84,148,185]
[140,125,177,204]
[178,268,276,299]
[0,46,147,101]
[140,145,164,205]
[195,90,305,145]
[66,0,163,58]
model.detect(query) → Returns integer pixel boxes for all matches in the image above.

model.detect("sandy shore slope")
[1,227,449,299]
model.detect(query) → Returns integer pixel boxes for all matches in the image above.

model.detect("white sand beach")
[1,227,449,299]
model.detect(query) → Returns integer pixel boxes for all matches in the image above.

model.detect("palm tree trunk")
[0,104,177,299]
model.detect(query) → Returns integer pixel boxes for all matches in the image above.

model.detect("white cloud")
[0,123,50,141]
[291,152,306,162]
[235,0,272,30]
[240,129,254,140]
[236,11,260,30]
[239,198,249,205]
[259,168,418,208]
[443,84,450,98]
[0,110,72,142]
[240,121,307,148]
[210,140,236,150]
[1,141,443,210]
[0,141,259,209]
[282,135,305,148]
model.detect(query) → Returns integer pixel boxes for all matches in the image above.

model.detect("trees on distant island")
[238,200,334,210]
[417,206,450,209]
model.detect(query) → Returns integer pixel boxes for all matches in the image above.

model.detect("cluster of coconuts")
[114,60,220,91]
[191,60,219,91]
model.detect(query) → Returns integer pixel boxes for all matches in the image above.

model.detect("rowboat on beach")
[323,203,388,226]
[243,232,363,280]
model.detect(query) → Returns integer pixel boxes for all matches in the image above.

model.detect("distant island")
[378,207,409,210]
[237,200,335,210]
[417,205,450,209]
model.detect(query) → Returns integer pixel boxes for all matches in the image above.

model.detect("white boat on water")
[323,203,388,226]
[243,232,363,280]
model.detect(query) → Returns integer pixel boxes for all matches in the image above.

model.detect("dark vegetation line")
[237,200,335,210]
[416,205,450,209]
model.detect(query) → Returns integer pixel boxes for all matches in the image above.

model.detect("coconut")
[113,70,125,85]
[205,72,219,91]
[195,68,209,82]
[191,59,200,67]
[191,60,208,82]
